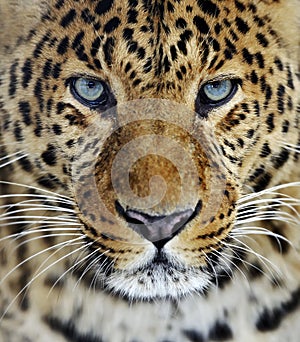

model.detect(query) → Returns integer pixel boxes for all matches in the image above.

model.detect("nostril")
[115,201,199,246]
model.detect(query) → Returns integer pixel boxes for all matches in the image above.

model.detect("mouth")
[79,229,230,301]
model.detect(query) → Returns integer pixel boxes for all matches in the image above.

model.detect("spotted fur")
[0,0,300,341]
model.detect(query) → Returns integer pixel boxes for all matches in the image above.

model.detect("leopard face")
[0,0,299,307]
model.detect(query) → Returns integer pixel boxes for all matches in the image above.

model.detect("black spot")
[128,41,138,55]
[93,58,102,70]
[286,66,294,89]
[256,307,283,332]
[125,62,132,73]
[277,84,285,114]
[183,329,204,342]
[186,5,193,12]
[274,57,283,71]
[52,63,62,79]
[253,100,260,117]
[209,321,233,341]
[72,31,85,49]
[53,124,62,135]
[57,36,69,55]
[260,143,271,158]
[266,113,275,132]
[45,316,104,342]
[250,70,258,84]
[234,0,246,12]
[256,33,269,47]
[22,59,32,88]
[9,60,18,97]
[34,113,43,137]
[247,262,264,279]
[18,101,31,126]
[55,0,65,9]
[91,37,101,57]
[143,58,152,73]
[41,144,57,166]
[95,0,114,15]
[214,23,222,34]
[18,269,31,311]
[210,38,220,52]
[215,270,233,289]
[224,38,236,55]
[129,70,136,79]
[176,71,183,80]
[247,129,255,138]
[167,1,175,12]
[48,97,57,118]
[14,121,24,141]
[56,102,66,114]
[282,120,289,133]
[193,16,210,34]
[137,47,146,60]
[42,59,53,79]
[177,40,187,55]
[235,17,250,34]
[18,156,33,172]
[34,78,44,111]
[180,30,193,42]
[103,37,115,66]
[237,138,244,147]
[197,0,220,17]
[176,18,187,29]
[104,17,121,34]
[127,9,138,23]
[271,149,289,169]
[75,45,89,62]
[60,9,76,28]
[253,172,272,192]
[123,28,134,41]
[264,84,272,104]
[33,32,50,58]
[215,59,224,71]
[170,45,177,61]
[249,166,265,182]
[37,174,62,190]
[255,52,265,69]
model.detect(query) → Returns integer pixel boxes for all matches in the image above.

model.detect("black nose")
[116,202,195,249]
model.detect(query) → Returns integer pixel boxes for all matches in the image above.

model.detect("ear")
[0,0,47,56]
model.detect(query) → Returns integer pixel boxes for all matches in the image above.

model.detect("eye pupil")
[211,81,221,88]
[87,80,96,89]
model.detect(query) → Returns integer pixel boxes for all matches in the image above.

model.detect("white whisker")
[0,239,86,321]
[0,152,28,169]
[0,181,72,200]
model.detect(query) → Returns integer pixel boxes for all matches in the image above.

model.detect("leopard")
[0,0,300,341]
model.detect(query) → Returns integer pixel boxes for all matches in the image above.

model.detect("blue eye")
[202,79,235,103]
[75,78,104,101]
[195,78,239,117]
[70,77,112,109]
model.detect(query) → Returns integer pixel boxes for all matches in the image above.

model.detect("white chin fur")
[104,266,212,300]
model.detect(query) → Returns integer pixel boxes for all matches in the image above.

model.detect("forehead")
[33,1,280,99]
